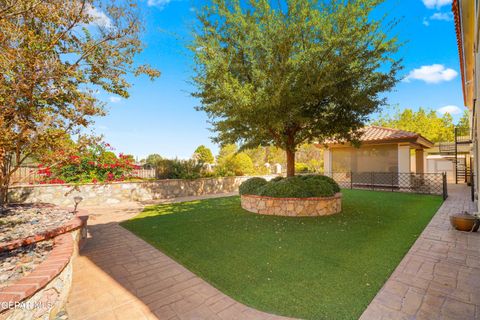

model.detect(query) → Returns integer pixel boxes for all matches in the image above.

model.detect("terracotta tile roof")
[359,125,420,141]
[325,126,434,148]
[452,0,467,106]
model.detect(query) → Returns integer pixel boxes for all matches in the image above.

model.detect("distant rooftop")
[325,126,434,149]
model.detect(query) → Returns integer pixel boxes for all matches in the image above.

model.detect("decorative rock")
[0,205,74,243]
[241,193,342,217]
[0,240,54,288]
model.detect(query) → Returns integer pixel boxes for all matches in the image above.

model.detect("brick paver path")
[360,184,480,320]
[66,194,293,320]
[67,186,479,320]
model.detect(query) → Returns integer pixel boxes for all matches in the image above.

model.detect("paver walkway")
[66,193,293,320]
[360,184,480,320]
[67,186,480,320]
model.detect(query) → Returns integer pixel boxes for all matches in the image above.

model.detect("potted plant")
[450,212,480,232]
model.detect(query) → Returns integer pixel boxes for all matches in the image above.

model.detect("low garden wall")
[8,176,278,206]
[0,212,88,320]
[241,193,342,217]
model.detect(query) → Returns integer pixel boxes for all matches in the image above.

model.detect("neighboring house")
[424,142,472,183]
[453,0,478,205]
[323,126,434,174]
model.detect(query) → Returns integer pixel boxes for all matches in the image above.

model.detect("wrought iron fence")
[324,172,448,199]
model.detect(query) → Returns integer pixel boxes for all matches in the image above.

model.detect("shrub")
[299,175,340,193]
[216,152,254,176]
[270,176,284,182]
[241,175,339,198]
[239,177,268,195]
[258,177,312,198]
[295,162,310,173]
[43,142,138,184]
[156,159,204,179]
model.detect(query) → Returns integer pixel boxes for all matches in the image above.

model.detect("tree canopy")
[0,0,159,204]
[145,154,163,168]
[373,107,469,143]
[191,0,402,176]
[193,145,215,164]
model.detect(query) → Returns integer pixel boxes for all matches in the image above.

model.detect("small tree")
[145,154,163,168]
[191,0,401,176]
[193,145,214,164]
[225,153,254,176]
[457,110,470,132]
[0,0,159,205]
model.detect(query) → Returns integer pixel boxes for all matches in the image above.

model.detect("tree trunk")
[286,148,295,177]
[0,181,8,209]
[0,151,11,212]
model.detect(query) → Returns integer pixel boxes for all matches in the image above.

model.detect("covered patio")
[322,126,437,192]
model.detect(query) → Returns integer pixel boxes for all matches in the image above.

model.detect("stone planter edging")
[0,233,72,312]
[0,209,88,253]
[241,193,342,216]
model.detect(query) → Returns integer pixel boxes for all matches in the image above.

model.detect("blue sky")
[92,0,463,160]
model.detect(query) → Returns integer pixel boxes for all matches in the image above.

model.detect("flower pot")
[450,213,480,232]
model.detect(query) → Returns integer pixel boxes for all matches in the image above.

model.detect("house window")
[331,145,399,173]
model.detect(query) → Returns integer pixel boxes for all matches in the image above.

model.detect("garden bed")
[241,193,342,216]
[0,240,54,288]
[0,204,88,320]
[0,205,86,253]
[0,204,75,244]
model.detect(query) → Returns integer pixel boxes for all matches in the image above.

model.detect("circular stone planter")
[241,193,342,217]
[0,208,88,320]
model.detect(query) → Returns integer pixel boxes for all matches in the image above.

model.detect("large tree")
[191,0,401,176]
[0,0,159,205]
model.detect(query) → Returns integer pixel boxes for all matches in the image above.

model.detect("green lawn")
[121,190,442,320]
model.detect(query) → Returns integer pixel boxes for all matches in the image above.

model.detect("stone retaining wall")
[8,176,277,207]
[0,214,88,320]
[241,193,342,216]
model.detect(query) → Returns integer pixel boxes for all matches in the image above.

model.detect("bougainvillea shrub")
[38,142,139,184]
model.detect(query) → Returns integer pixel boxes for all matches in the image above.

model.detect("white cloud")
[109,96,122,103]
[85,4,112,28]
[403,64,458,84]
[422,0,452,9]
[423,12,453,27]
[437,105,462,115]
[147,0,172,8]
[430,12,453,21]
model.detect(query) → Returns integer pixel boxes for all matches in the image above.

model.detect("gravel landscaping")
[0,239,54,288]
[0,204,74,243]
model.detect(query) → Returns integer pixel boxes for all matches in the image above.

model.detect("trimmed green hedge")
[238,177,268,195]
[239,175,341,198]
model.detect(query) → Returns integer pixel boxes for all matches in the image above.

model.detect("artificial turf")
[121,189,443,320]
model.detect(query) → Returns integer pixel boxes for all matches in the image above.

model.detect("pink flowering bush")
[38,142,138,184]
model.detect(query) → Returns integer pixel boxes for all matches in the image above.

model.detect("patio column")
[415,149,425,174]
[324,148,332,173]
[398,145,411,189]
